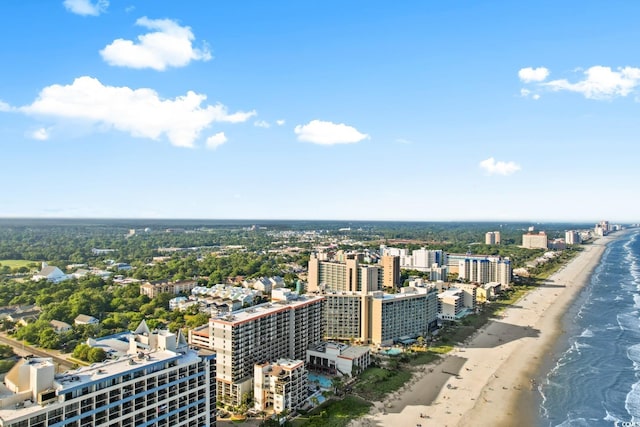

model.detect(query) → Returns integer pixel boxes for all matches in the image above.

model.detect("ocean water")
[538,230,640,427]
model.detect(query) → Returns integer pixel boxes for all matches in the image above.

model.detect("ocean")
[538,230,640,426]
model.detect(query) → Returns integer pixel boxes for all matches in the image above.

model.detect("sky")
[0,1,638,223]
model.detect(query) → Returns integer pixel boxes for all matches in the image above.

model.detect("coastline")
[351,232,620,427]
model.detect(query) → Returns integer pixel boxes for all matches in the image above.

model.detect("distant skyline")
[0,1,638,223]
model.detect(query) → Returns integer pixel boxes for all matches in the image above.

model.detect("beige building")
[380,255,400,288]
[522,232,549,249]
[485,231,501,245]
[307,255,382,293]
[139,279,197,298]
[322,286,438,346]
[195,295,324,408]
[254,359,307,414]
[565,230,581,245]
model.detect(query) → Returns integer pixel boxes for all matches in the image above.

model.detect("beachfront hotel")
[0,321,216,427]
[189,295,324,408]
[322,286,439,346]
[456,256,512,286]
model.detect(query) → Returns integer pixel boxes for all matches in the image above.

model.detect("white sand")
[352,234,617,427]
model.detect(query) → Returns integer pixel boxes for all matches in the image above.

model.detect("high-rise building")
[307,255,381,293]
[522,232,548,249]
[322,287,439,346]
[204,296,324,407]
[380,255,400,288]
[454,255,511,286]
[565,230,581,245]
[485,231,501,245]
[0,321,216,427]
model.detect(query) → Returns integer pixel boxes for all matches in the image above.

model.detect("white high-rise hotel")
[0,321,216,427]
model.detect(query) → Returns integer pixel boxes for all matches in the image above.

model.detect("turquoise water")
[308,373,332,388]
[381,348,402,356]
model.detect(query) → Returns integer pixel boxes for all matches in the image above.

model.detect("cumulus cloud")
[294,120,369,145]
[206,132,227,150]
[518,67,550,83]
[479,157,521,176]
[276,119,285,126]
[30,128,50,141]
[0,100,11,112]
[544,66,640,100]
[254,120,270,128]
[18,76,255,148]
[63,0,108,16]
[100,17,211,70]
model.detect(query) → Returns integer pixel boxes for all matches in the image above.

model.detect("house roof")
[74,314,98,323]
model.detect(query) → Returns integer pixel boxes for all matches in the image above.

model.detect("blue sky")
[0,1,638,222]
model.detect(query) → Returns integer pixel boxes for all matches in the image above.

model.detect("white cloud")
[63,0,108,16]
[254,120,270,128]
[19,76,255,148]
[479,157,521,176]
[544,66,640,100]
[518,67,550,83]
[395,138,412,144]
[206,132,227,150]
[520,88,541,100]
[0,100,11,112]
[30,128,50,141]
[100,17,211,71]
[294,119,369,145]
[276,119,285,126]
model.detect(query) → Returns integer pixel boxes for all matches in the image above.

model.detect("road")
[0,334,74,372]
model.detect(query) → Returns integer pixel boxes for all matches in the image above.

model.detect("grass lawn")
[293,396,371,427]
[0,260,37,269]
[353,367,412,401]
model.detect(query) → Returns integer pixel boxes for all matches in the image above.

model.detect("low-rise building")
[306,342,370,377]
[140,280,197,299]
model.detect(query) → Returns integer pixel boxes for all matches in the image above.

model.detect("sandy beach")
[351,234,618,427]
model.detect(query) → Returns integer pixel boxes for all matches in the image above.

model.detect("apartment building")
[253,359,307,414]
[380,255,400,288]
[307,255,382,293]
[455,256,512,286]
[438,288,467,321]
[139,280,197,299]
[485,231,501,245]
[522,232,548,249]
[0,321,215,427]
[322,286,438,346]
[199,295,324,408]
[565,230,581,245]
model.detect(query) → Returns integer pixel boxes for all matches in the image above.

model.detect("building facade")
[139,280,197,299]
[203,296,324,408]
[0,321,215,427]
[253,359,307,414]
[522,232,548,249]
[307,255,381,293]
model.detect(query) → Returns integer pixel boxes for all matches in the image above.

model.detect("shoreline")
[351,232,621,427]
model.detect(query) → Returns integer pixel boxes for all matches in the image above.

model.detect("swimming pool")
[380,348,402,356]
[308,373,332,388]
